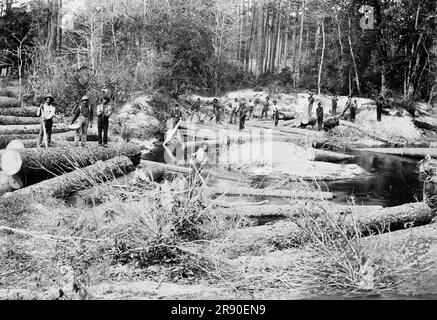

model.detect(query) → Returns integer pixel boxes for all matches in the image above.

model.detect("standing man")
[376,96,384,122]
[238,100,248,131]
[332,94,339,116]
[308,93,315,118]
[191,98,201,113]
[71,95,94,147]
[37,94,56,148]
[341,96,353,120]
[171,103,183,128]
[229,98,239,124]
[316,102,324,131]
[351,100,358,123]
[97,95,112,147]
[212,98,222,124]
[272,100,280,127]
[247,99,255,120]
[261,97,270,120]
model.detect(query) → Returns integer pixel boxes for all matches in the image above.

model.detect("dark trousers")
[317,116,324,131]
[350,110,356,123]
[239,116,246,131]
[377,107,382,122]
[98,116,109,146]
[332,105,337,116]
[38,119,53,147]
[261,108,268,119]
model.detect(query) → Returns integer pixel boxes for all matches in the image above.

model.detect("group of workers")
[36,94,113,148]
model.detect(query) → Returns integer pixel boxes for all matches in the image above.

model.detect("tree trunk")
[317,18,325,96]
[4,156,135,200]
[0,97,20,108]
[348,16,361,96]
[0,107,39,117]
[0,116,41,126]
[0,134,39,149]
[295,0,305,86]
[0,125,73,135]
[48,0,59,53]
[256,0,265,76]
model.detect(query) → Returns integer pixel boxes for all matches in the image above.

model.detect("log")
[8,175,23,190]
[0,143,142,188]
[0,116,41,125]
[248,121,325,138]
[0,134,39,149]
[0,170,13,194]
[0,124,73,135]
[0,107,38,117]
[64,134,100,142]
[206,186,334,200]
[224,202,435,250]
[313,149,355,163]
[6,140,25,150]
[0,97,20,108]
[413,120,437,133]
[357,147,437,160]
[340,120,392,144]
[3,156,135,200]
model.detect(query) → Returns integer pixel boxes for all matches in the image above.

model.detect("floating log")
[0,107,38,117]
[0,124,73,135]
[224,202,435,250]
[357,147,437,160]
[0,143,142,188]
[206,186,333,200]
[4,156,135,200]
[313,149,355,163]
[0,97,20,108]
[0,116,41,125]
[248,121,325,137]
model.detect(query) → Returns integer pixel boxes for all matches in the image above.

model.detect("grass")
[0,159,434,300]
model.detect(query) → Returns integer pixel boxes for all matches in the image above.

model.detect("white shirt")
[37,103,56,120]
[97,104,112,117]
[194,149,208,166]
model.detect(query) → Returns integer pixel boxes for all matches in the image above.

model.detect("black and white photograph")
[0,0,436,304]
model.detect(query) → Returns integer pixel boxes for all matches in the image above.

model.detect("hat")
[45,94,54,101]
[81,95,90,102]
[102,94,111,101]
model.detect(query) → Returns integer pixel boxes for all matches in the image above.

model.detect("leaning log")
[3,156,135,200]
[0,107,38,117]
[0,143,142,188]
[413,120,437,133]
[206,186,334,200]
[224,202,435,251]
[0,124,73,135]
[340,120,392,144]
[0,116,41,125]
[0,97,20,108]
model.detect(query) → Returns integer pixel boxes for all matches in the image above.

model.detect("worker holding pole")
[37,94,56,148]
[96,95,113,147]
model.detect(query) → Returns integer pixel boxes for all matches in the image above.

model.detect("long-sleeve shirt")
[316,107,324,118]
[97,104,112,117]
[72,104,94,124]
[37,103,56,121]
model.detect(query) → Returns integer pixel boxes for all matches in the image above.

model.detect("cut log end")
[1,149,22,176]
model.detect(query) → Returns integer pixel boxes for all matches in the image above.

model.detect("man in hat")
[316,102,324,131]
[71,95,94,147]
[341,96,353,120]
[191,98,201,113]
[332,94,339,116]
[261,97,270,120]
[212,98,222,124]
[96,95,113,147]
[229,98,239,124]
[238,100,248,131]
[37,94,56,148]
[308,93,315,118]
[171,103,183,128]
[272,100,280,127]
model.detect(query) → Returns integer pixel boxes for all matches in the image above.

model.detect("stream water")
[146,145,434,208]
